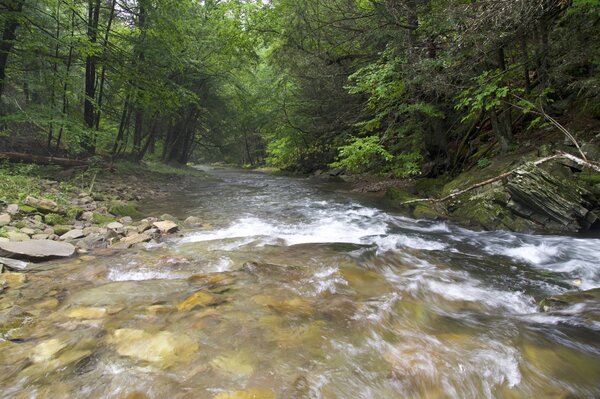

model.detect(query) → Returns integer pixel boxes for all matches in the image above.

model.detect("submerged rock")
[178,291,218,311]
[0,240,76,260]
[213,389,275,399]
[109,328,198,367]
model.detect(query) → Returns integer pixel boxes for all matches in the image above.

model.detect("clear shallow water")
[1,166,599,398]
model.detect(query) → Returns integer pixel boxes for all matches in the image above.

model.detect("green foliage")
[266,137,301,169]
[108,202,142,219]
[331,136,393,173]
[477,157,491,169]
[455,70,511,121]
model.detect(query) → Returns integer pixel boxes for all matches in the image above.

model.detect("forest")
[0,0,597,175]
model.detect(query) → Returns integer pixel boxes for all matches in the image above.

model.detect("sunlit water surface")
[1,166,599,398]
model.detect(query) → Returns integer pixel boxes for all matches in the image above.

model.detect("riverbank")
[341,142,600,235]
[0,161,209,265]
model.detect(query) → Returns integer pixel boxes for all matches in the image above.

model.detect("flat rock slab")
[153,221,179,234]
[0,240,76,260]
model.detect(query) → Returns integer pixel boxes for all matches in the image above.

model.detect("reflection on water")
[1,166,599,398]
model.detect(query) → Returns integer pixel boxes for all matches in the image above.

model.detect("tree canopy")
[1,0,599,173]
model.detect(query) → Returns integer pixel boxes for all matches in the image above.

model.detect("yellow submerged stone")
[178,291,217,311]
[110,328,198,367]
[66,307,107,319]
[214,389,275,399]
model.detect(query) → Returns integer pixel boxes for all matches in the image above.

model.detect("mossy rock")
[91,192,106,201]
[53,225,73,235]
[413,204,441,219]
[66,207,84,220]
[92,213,116,225]
[18,205,38,214]
[14,220,26,229]
[44,213,69,226]
[109,201,142,219]
[384,188,419,212]
[414,177,449,197]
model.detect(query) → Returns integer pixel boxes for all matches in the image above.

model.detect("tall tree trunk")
[94,0,117,131]
[0,0,25,103]
[47,1,62,150]
[56,10,77,151]
[82,0,101,154]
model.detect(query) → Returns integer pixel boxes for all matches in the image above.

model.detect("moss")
[578,170,600,185]
[53,225,72,235]
[92,213,116,225]
[414,177,449,197]
[91,192,106,201]
[108,201,143,219]
[413,204,441,219]
[0,227,7,238]
[44,213,69,226]
[18,205,38,214]
[66,207,84,220]
[14,220,26,229]
[384,187,417,202]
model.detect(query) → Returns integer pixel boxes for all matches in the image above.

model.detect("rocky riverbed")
[0,164,209,270]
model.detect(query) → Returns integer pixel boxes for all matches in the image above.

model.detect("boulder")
[0,240,76,260]
[60,229,85,240]
[153,221,179,234]
[25,196,58,213]
[20,227,36,236]
[0,213,10,227]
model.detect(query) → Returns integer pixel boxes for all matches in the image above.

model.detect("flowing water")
[1,167,600,398]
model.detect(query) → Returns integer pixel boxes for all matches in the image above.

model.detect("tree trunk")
[94,0,117,131]
[82,0,101,154]
[0,0,25,102]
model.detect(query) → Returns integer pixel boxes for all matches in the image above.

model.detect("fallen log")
[0,152,89,167]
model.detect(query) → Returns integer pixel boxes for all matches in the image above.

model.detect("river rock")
[29,338,67,363]
[109,328,198,367]
[25,196,58,213]
[153,221,179,234]
[183,216,202,226]
[60,229,85,240]
[0,213,10,226]
[6,204,19,215]
[119,216,133,225]
[178,291,218,311]
[214,389,275,399]
[136,221,152,233]
[117,233,152,248]
[20,227,36,236]
[6,232,30,241]
[0,240,76,259]
[0,272,27,287]
[66,307,107,319]
[107,222,124,230]
[32,234,50,240]
[0,256,29,271]
[160,214,177,222]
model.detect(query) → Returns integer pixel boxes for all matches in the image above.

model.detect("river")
[1,166,599,398]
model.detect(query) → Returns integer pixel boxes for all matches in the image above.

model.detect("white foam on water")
[499,243,562,264]
[107,268,178,281]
